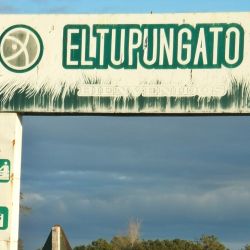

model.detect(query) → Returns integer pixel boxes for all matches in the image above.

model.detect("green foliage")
[88,239,111,250]
[73,235,230,250]
[198,235,228,250]
[73,222,230,250]
[74,239,111,250]
[18,239,24,250]
[111,236,130,250]
[244,244,250,250]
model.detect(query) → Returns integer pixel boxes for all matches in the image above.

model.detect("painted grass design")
[0,78,249,113]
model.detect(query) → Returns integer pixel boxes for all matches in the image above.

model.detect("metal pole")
[0,113,22,250]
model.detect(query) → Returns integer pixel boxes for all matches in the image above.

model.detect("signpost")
[0,114,22,250]
[0,12,250,250]
[0,13,248,114]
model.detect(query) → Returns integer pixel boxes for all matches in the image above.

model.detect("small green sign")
[0,160,10,183]
[0,207,8,230]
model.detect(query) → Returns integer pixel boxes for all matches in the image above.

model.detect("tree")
[90,239,111,250]
[20,192,31,214]
[18,193,32,250]
[198,235,228,250]
[111,235,130,250]
[127,219,141,247]
[74,246,86,250]
[18,239,24,250]
[244,244,250,250]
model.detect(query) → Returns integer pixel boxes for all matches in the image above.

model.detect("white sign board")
[0,13,249,114]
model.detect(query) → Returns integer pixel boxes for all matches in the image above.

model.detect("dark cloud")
[19,116,250,250]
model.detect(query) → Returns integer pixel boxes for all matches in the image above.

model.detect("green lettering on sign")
[63,23,244,70]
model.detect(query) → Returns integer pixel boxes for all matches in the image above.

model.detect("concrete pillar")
[0,113,22,250]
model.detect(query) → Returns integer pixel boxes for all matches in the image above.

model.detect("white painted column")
[52,226,61,250]
[0,113,22,250]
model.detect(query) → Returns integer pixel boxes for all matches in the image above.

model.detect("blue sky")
[21,116,250,250]
[1,0,250,13]
[1,0,250,250]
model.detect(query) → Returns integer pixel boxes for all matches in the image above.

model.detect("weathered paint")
[0,13,249,114]
[0,113,22,250]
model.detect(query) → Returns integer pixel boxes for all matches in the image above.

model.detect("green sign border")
[0,24,44,73]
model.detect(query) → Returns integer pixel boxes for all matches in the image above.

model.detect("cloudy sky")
[1,1,250,250]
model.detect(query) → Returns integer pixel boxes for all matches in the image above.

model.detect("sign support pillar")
[0,113,22,250]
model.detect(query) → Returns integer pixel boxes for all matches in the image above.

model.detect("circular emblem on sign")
[0,25,43,73]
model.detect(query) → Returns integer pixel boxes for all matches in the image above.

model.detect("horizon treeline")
[73,220,250,250]
[73,234,250,250]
